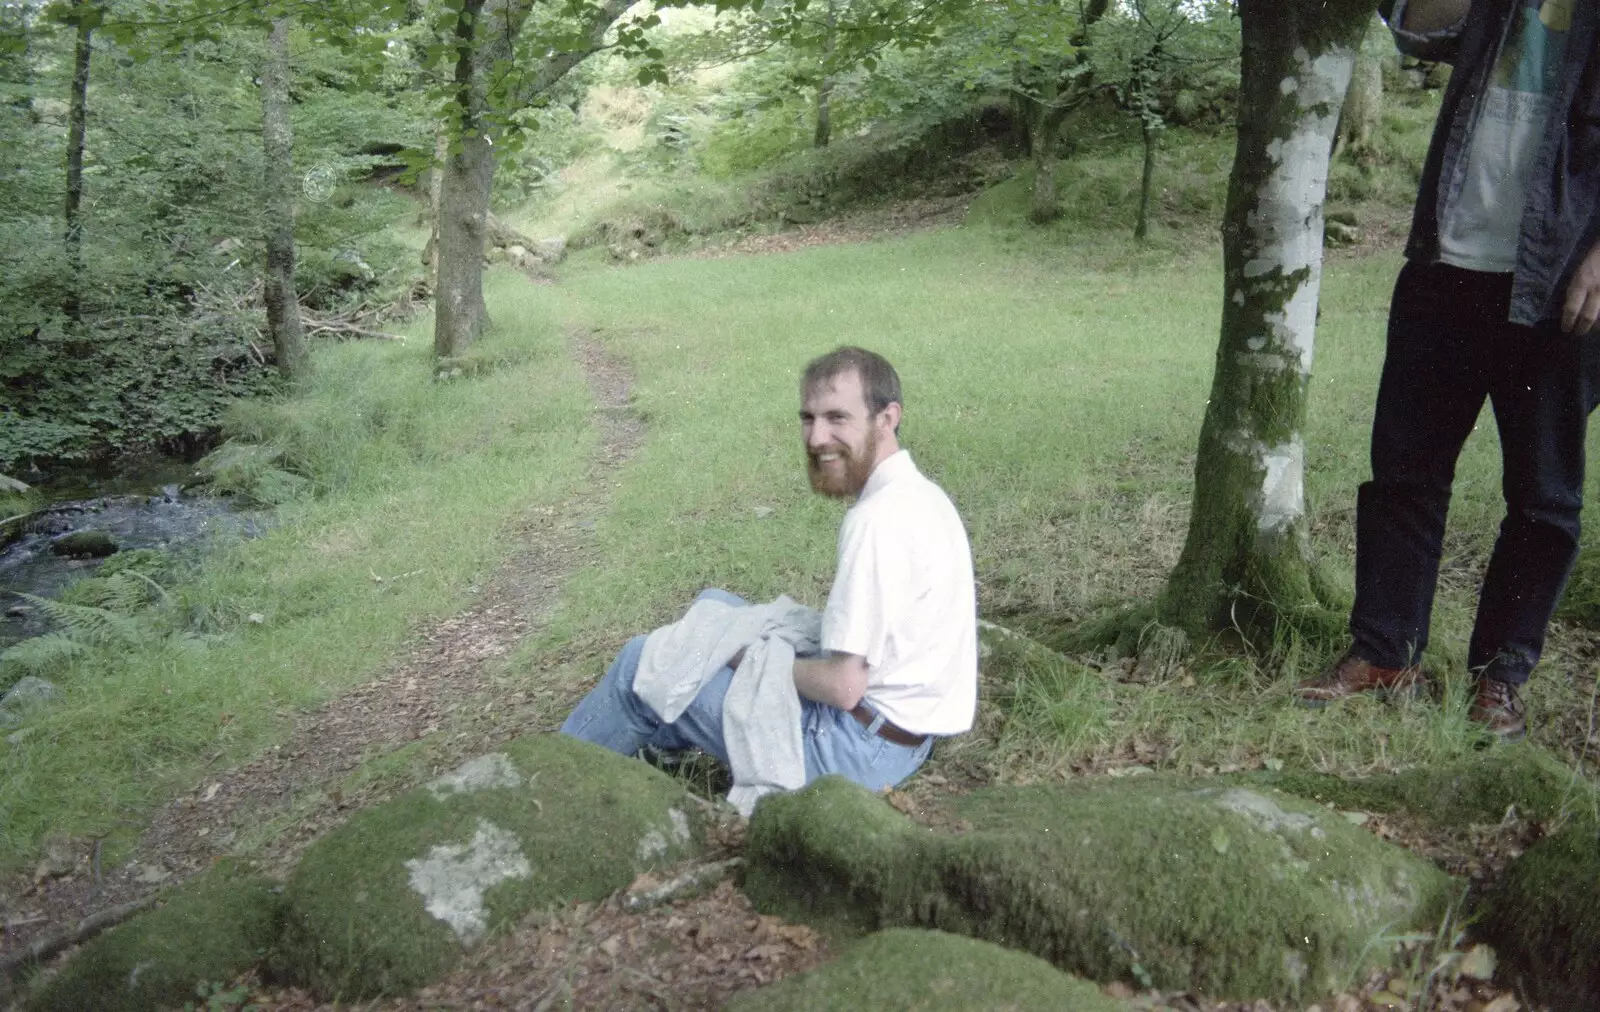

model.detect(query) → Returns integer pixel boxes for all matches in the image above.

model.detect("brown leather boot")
[1295,650,1424,708]
[1468,678,1527,741]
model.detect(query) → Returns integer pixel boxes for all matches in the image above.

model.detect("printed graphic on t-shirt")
[1492,0,1569,94]
[1438,0,1571,273]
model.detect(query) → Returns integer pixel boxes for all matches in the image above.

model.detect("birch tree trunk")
[1159,0,1374,639]
[433,0,633,358]
[63,0,92,321]
[262,17,306,381]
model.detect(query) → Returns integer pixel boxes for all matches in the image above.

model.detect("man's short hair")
[801,346,902,418]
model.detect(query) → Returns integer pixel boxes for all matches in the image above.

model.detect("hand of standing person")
[1562,241,1600,335]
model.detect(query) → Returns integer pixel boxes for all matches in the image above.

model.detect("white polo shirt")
[820,450,978,735]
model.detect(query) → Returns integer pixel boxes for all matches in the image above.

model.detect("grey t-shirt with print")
[1439,0,1572,272]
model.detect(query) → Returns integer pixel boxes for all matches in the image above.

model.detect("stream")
[0,459,264,646]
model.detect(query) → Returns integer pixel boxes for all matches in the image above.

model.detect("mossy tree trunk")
[433,0,635,359]
[1334,13,1385,161]
[63,0,92,322]
[1027,78,1071,224]
[1159,0,1375,640]
[262,17,306,381]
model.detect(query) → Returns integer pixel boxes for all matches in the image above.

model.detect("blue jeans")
[561,589,932,792]
[1351,262,1600,684]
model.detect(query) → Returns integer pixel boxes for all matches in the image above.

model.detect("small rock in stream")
[49,530,119,558]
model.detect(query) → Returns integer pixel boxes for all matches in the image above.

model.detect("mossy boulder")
[744,776,1456,1002]
[1478,820,1600,1011]
[49,530,117,559]
[725,928,1126,1012]
[278,734,702,999]
[1247,746,1583,827]
[28,861,281,1012]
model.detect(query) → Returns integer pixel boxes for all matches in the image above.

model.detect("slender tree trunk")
[1159,0,1374,640]
[813,1,837,148]
[63,0,92,321]
[434,0,496,358]
[813,78,834,148]
[1135,119,1157,240]
[433,0,634,358]
[262,17,306,381]
[1334,13,1385,161]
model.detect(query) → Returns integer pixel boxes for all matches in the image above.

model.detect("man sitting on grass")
[561,347,977,812]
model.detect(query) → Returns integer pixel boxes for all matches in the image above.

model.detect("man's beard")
[807,429,878,498]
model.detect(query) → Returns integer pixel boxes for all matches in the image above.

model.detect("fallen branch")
[623,858,742,911]
[0,893,158,980]
[303,321,407,342]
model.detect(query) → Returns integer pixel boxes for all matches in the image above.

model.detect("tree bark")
[1028,98,1069,224]
[813,0,837,148]
[1135,119,1157,240]
[1334,13,1385,161]
[63,0,92,321]
[262,17,306,381]
[433,0,636,358]
[1159,0,1374,640]
[423,122,448,283]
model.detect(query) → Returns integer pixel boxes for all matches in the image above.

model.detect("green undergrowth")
[725,928,1126,1012]
[0,268,596,873]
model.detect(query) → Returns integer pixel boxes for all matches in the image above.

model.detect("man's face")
[800,369,895,498]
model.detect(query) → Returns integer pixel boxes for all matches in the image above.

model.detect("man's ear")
[877,401,902,436]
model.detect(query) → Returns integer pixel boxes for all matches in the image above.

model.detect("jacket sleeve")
[1381,0,1467,64]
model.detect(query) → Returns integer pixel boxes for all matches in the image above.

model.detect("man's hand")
[792,653,869,711]
[1563,241,1600,335]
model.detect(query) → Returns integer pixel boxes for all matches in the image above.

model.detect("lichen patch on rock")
[405,818,533,944]
[425,754,525,799]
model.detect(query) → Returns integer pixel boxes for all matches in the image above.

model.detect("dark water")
[0,461,264,645]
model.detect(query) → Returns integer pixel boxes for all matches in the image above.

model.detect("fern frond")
[1,633,91,673]
[16,592,145,646]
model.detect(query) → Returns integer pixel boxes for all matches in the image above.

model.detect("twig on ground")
[624,858,742,911]
[0,894,158,980]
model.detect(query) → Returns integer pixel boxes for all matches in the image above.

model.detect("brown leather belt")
[849,704,928,748]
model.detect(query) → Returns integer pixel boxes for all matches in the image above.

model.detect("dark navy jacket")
[1382,0,1600,325]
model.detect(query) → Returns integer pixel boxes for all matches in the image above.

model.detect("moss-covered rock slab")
[28,861,280,1012]
[1247,746,1584,828]
[725,928,1126,1011]
[279,734,702,999]
[1479,821,1600,1011]
[744,776,1456,1002]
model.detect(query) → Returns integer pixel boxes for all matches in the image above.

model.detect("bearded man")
[561,347,977,808]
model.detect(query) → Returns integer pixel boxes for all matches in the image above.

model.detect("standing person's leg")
[1469,320,1600,720]
[1301,262,1494,703]
[800,701,932,792]
[560,588,750,760]
[1350,264,1498,666]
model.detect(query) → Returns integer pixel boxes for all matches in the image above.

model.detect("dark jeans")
[1351,261,1600,685]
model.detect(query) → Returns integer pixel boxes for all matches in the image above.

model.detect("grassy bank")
[0,270,597,871]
